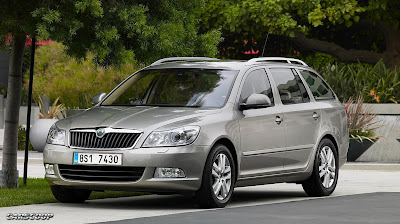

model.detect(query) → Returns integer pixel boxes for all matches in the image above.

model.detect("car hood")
[57,106,220,131]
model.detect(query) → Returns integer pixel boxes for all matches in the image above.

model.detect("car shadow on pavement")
[230,190,307,205]
[60,189,308,210]
[79,194,198,210]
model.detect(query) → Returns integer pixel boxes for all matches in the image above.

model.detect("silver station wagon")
[44,57,349,208]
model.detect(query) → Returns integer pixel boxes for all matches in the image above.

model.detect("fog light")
[45,164,55,175]
[154,168,186,178]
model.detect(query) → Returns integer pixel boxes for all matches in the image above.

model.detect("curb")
[342,163,400,171]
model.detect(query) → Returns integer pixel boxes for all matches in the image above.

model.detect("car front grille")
[69,131,141,149]
[58,164,145,182]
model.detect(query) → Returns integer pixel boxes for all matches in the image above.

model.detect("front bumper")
[43,144,209,192]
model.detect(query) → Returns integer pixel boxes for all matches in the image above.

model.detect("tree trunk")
[382,26,400,69]
[292,31,385,65]
[0,35,26,188]
[292,25,400,70]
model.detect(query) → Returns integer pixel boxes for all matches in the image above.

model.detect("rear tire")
[195,144,236,208]
[50,185,92,203]
[302,138,339,197]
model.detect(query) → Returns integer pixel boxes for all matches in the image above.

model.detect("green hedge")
[25,43,143,109]
[316,60,400,103]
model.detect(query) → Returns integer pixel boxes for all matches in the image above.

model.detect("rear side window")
[240,69,274,106]
[299,70,335,100]
[269,68,310,105]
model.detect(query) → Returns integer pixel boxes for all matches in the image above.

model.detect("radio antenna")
[261,30,270,57]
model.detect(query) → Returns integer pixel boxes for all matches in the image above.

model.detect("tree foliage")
[1,0,222,65]
[201,0,400,68]
[201,0,363,37]
[29,0,221,66]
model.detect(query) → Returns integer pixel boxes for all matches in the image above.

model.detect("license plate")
[73,153,122,165]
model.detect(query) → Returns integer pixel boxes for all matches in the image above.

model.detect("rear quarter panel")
[316,100,349,167]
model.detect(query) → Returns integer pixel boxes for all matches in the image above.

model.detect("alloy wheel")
[319,146,336,188]
[211,153,232,200]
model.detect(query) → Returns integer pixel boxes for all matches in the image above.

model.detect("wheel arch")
[212,138,239,182]
[321,134,339,157]
[304,133,340,174]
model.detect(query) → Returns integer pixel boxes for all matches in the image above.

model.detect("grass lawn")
[0,178,146,207]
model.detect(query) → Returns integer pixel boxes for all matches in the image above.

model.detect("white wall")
[0,106,40,129]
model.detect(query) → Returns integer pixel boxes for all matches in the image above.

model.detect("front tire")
[196,144,236,208]
[302,138,339,197]
[50,185,92,203]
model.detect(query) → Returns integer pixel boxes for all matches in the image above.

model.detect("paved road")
[1,166,400,224]
[97,192,400,224]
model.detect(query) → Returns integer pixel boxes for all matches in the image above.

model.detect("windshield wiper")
[103,104,201,108]
[138,104,201,108]
[102,104,146,107]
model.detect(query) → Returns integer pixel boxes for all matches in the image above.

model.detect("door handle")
[275,116,283,125]
[312,112,320,120]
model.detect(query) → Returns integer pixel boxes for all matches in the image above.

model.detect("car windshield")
[101,68,238,108]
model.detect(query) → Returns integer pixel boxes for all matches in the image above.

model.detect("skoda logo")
[96,128,106,138]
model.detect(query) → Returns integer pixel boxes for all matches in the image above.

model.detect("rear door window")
[269,68,310,105]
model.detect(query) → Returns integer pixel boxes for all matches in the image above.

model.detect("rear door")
[238,68,285,177]
[268,68,321,172]
[297,69,348,163]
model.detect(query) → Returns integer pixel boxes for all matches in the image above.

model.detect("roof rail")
[151,57,220,66]
[246,57,308,66]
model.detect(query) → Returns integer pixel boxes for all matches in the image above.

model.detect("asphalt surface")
[96,192,400,224]
[1,167,400,224]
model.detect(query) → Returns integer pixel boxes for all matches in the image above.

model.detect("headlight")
[143,126,200,147]
[46,124,66,145]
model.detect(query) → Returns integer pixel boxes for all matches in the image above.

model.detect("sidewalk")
[342,162,400,170]
[0,150,44,178]
[0,150,43,163]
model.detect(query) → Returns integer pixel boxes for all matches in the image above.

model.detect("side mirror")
[92,92,106,105]
[239,94,271,111]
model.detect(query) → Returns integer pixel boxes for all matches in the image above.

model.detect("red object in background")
[26,38,51,46]
[243,40,259,55]
[244,49,259,55]
[5,35,52,46]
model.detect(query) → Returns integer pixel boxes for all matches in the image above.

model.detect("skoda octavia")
[44,57,349,208]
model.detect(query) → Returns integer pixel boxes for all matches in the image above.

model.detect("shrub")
[25,42,143,109]
[38,96,66,119]
[343,96,381,142]
[317,60,400,103]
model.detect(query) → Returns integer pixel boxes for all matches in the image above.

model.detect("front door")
[239,68,285,177]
